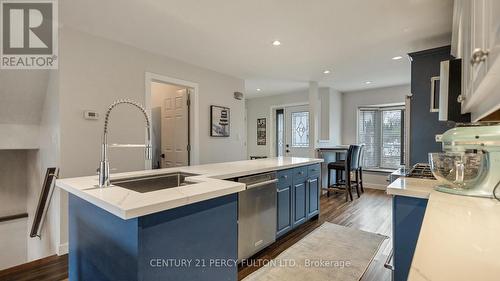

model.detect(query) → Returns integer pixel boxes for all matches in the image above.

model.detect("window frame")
[357,105,405,170]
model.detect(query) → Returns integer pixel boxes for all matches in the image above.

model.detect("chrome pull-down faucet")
[98,99,152,187]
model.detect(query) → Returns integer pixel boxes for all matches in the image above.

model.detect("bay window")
[357,106,405,170]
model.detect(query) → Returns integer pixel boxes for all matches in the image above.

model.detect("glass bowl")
[428,152,488,190]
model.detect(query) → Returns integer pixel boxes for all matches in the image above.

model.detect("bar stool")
[357,145,365,193]
[327,145,362,201]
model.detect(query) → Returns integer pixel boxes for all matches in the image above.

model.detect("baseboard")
[364,184,387,191]
[57,243,68,256]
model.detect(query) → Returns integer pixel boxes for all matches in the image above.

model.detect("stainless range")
[388,163,436,183]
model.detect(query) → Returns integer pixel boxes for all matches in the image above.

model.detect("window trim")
[356,104,405,170]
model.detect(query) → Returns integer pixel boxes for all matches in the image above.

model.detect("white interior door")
[161,89,189,167]
[284,105,310,158]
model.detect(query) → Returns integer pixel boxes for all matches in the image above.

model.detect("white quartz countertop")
[56,157,323,219]
[409,191,500,281]
[386,177,437,199]
[386,177,500,281]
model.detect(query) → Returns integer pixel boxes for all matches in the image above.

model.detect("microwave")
[438,58,470,122]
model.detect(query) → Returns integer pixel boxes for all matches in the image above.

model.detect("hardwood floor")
[238,188,392,281]
[0,188,392,281]
[0,254,68,281]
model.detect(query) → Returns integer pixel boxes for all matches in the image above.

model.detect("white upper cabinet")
[487,0,500,67]
[453,0,500,120]
[470,0,488,94]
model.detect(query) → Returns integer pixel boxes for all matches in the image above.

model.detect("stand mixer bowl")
[429,152,488,190]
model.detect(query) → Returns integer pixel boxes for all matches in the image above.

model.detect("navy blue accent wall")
[408,46,455,165]
[69,193,238,281]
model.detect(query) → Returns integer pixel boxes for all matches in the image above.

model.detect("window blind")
[358,110,379,168]
[358,107,404,169]
[381,110,402,169]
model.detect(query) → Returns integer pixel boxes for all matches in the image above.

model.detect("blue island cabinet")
[392,195,428,281]
[69,193,238,281]
[276,164,320,238]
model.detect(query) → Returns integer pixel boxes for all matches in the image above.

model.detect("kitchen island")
[57,157,323,281]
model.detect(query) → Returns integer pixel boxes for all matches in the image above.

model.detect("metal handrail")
[0,213,28,223]
[30,167,59,238]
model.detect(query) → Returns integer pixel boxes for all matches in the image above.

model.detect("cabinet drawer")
[292,167,308,181]
[277,170,292,189]
[307,164,321,177]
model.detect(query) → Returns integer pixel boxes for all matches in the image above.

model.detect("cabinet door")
[292,181,307,227]
[393,196,428,281]
[276,184,292,237]
[458,0,473,101]
[486,0,500,69]
[470,0,488,93]
[307,177,320,218]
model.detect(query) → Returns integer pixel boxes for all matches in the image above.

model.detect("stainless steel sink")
[111,172,198,193]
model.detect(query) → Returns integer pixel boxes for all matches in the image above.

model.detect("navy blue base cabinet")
[276,164,320,238]
[392,195,428,281]
[69,193,238,281]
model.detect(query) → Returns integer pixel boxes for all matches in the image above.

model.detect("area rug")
[243,222,387,281]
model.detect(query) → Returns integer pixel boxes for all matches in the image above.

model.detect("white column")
[308,81,320,157]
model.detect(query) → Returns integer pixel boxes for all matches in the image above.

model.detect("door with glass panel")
[283,105,310,157]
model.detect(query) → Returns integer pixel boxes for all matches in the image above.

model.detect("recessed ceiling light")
[392,56,403,60]
[323,70,331,74]
[365,81,372,85]
[272,40,281,46]
[256,88,262,92]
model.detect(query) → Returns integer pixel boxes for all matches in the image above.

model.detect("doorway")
[275,105,311,158]
[145,72,200,168]
[150,81,192,169]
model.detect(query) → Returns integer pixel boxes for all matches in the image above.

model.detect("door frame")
[268,102,309,157]
[145,72,200,167]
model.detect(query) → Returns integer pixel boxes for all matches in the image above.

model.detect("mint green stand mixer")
[429,124,500,198]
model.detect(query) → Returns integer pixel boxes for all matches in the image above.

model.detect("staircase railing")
[30,167,59,238]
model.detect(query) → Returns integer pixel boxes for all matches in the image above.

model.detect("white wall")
[246,90,309,157]
[318,87,342,147]
[58,27,246,178]
[246,87,343,158]
[51,27,247,253]
[0,70,47,149]
[0,150,28,216]
[341,84,409,144]
[341,84,409,189]
[0,150,29,269]
[0,70,48,125]
[0,125,40,149]
[26,70,61,260]
[0,217,27,269]
[0,68,59,264]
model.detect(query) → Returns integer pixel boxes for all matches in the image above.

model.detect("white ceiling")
[60,0,453,98]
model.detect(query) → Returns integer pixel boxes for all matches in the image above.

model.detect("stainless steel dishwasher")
[237,172,278,261]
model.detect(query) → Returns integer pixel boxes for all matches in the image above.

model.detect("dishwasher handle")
[384,248,394,271]
[246,179,278,190]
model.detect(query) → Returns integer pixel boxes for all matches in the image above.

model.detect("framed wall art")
[210,105,230,137]
[257,118,266,145]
